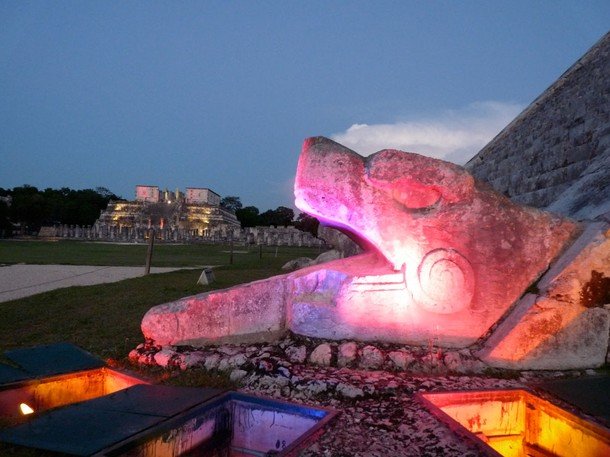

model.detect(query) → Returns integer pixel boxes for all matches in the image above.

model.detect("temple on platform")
[39,186,324,247]
[94,185,240,241]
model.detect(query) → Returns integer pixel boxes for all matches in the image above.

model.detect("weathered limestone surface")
[294,137,578,346]
[466,32,610,220]
[479,222,610,369]
[538,222,610,302]
[317,225,362,258]
[141,275,288,346]
[281,257,313,271]
[141,137,608,368]
[479,295,609,370]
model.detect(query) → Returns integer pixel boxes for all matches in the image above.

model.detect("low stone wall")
[38,225,96,239]
[131,333,485,378]
[37,223,325,247]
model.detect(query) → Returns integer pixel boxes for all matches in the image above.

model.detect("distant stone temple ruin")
[39,185,324,247]
[93,185,239,241]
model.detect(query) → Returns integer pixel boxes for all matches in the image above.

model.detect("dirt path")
[0,264,192,303]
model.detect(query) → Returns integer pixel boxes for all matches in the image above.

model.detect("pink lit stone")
[478,222,610,369]
[141,275,288,346]
[141,137,597,364]
[293,137,579,345]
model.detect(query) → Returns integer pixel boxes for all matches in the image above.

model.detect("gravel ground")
[131,335,598,456]
[242,367,520,457]
[0,264,194,302]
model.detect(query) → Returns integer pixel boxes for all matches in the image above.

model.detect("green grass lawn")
[0,264,303,358]
[0,239,325,268]
[0,240,324,387]
[0,241,325,453]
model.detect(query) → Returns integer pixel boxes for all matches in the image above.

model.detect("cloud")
[330,101,523,164]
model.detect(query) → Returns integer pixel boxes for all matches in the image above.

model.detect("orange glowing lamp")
[19,403,34,415]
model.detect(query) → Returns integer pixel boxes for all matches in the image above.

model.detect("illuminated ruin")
[141,137,609,371]
[94,185,240,240]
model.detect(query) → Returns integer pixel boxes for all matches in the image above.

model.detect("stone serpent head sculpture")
[141,136,581,352]
[294,137,578,319]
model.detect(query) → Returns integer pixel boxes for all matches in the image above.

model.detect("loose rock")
[178,352,206,370]
[360,345,384,369]
[336,382,364,399]
[281,257,313,271]
[153,348,176,367]
[203,353,221,370]
[285,345,307,363]
[310,343,332,366]
[388,350,415,370]
[338,341,358,367]
[229,369,248,383]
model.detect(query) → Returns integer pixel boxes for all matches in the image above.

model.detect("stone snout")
[294,137,580,348]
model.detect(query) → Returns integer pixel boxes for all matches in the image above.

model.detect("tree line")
[0,188,319,237]
[222,196,319,235]
[0,185,121,234]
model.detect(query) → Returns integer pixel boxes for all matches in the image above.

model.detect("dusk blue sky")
[1,2,608,211]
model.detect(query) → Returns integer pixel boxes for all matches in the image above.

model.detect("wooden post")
[145,228,155,275]
[229,231,234,265]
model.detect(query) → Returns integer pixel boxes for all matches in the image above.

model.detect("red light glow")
[420,390,610,457]
[0,368,146,420]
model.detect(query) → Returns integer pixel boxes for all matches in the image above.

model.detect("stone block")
[359,346,384,369]
[336,382,364,399]
[281,257,313,271]
[538,221,609,301]
[309,343,332,366]
[153,348,176,368]
[387,350,415,370]
[479,222,610,370]
[285,345,307,364]
[479,297,609,370]
[311,249,342,265]
[141,274,288,346]
[196,268,215,285]
[337,342,358,367]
